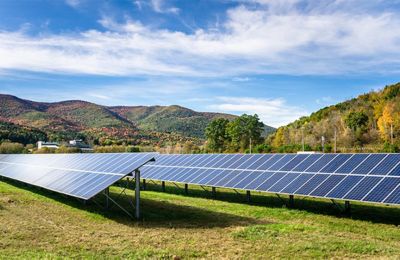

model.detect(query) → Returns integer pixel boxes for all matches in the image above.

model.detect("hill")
[0,94,274,146]
[268,82,400,152]
[109,105,238,138]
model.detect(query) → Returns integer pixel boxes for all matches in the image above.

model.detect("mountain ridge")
[0,94,275,146]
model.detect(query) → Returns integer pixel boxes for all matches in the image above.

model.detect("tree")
[226,114,264,152]
[205,118,229,152]
[378,103,394,142]
[345,111,369,131]
[345,111,369,146]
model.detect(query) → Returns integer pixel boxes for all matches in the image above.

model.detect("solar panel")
[0,153,156,200]
[141,153,400,206]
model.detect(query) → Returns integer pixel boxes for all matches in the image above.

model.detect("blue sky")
[0,0,400,127]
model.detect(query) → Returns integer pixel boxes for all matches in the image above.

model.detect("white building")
[37,141,59,150]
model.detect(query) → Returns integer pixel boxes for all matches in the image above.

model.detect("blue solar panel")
[281,174,313,194]
[257,154,285,170]
[280,154,309,171]
[295,174,329,195]
[326,175,363,199]
[306,154,337,172]
[0,153,156,200]
[310,175,346,197]
[335,154,368,173]
[363,178,400,203]
[268,173,299,192]
[369,154,400,175]
[351,154,386,174]
[292,154,322,172]
[268,155,296,171]
[141,153,400,206]
[344,177,382,200]
[320,154,352,173]
[256,172,286,191]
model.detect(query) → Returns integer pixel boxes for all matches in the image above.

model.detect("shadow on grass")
[138,180,400,226]
[0,178,262,228]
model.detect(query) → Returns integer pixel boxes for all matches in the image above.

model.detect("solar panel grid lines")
[385,155,400,176]
[305,156,356,195]
[262,154,285,171]
[141,153,400,206]
[366,154,390,175]
[335,154,368,174]
[0,161,124,176]
[280,154,310,172]
[320,154,353,173]
[0,153,157,200]
[362,178,400,203]
[361,176,392,202]
[382,181,400,204]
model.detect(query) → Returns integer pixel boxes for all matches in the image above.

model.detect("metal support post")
[344,201,351,214]
[246,191,251,203]
[289,195,294,208]
[105,187,110,209]
[135,170,141,220]
[162,181,166,192]
[212,187,217,199]
[142,179,146,191]
[184,183,188,195]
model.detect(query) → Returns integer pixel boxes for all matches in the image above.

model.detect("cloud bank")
[0,0,400,77]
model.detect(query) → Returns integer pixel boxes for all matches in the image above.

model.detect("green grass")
[1,179,400,259]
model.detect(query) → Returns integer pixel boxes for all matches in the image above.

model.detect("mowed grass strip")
[0,179,400,259]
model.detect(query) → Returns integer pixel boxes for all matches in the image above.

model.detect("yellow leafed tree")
[377,103,395,141]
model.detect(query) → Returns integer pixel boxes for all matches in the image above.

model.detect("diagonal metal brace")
[102,192,134,219]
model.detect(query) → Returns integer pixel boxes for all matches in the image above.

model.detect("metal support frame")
[246,191,251,203]
[162,181,166,192]
[289,195,294,208]
[275,193,286,205]
[212,187,217,199]
[184,184,188,195]
[90,172,141,220]
[135,169,140,220]
[200,185,208,192]
[232,189,240,195]
[104,187,110,209]
[142,179,146,191]
[344,200,351,214]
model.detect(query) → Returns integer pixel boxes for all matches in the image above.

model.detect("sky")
[0,0,400,127]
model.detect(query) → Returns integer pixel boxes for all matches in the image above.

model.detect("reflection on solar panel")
[141,153,400,206]
[0,153,156,200]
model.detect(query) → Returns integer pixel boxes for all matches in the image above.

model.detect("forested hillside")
[0,94,273,149]
[268,82,400,152]
[109,105,237,138]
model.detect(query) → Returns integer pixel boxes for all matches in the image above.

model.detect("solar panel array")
[0,153,156,200]
[140,153,400,205]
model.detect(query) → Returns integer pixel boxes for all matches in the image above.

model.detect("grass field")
[1,179,400,259]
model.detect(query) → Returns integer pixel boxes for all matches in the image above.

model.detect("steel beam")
[289,195,294,207]
[142,179,146,191]
[135,169,141,220]
[246,191,251,203]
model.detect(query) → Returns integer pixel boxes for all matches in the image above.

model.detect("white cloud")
[0,1,400,77]
[151,0,180,14]
[232,77,250,82]
[209,96,308,127]
[65,0,81,8]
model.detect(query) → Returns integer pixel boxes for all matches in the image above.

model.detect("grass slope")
[1,180,400,259]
